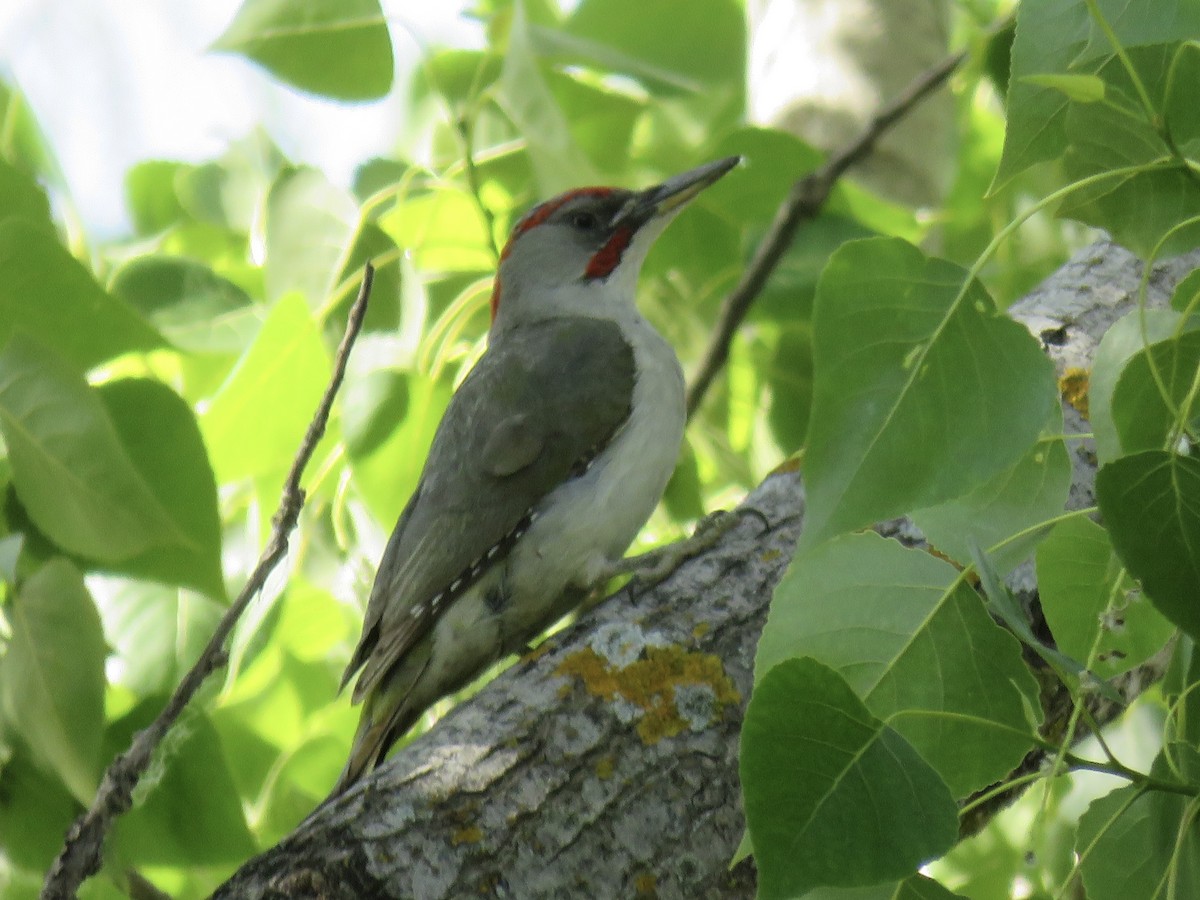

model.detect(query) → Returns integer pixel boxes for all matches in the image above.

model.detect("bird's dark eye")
[568,211,599,231]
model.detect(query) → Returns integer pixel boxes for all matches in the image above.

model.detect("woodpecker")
[333,156,741,796]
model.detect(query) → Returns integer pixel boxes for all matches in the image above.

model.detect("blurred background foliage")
[0,0,1155,896]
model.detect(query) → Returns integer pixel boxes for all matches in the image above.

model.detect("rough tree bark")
[215,240,1200,899]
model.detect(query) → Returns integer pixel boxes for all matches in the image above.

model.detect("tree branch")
[685,20,1011,420]
[215,243,1200,898]
[41,265,376,900]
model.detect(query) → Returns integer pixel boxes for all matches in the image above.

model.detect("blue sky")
[0,0,482,238]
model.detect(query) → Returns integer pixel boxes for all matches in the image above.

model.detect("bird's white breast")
[502,312,685,637]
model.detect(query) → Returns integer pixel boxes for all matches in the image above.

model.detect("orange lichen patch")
[595,755,616,780]
[634,872,658,895]
[556,645,740,745]
[451,826,483,846]
[1059,367,1090,418]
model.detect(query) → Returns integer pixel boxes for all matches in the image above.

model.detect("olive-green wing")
[343,315,635,702]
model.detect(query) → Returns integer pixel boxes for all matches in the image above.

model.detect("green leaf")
[412,49,502,109]
[378,184,495,273]
[258,733,346,843]
[93,579,224,697]
[175,130,288,234]
[1097,450,1200,640]
[327,224,405,339]
[124,160,189,235]
[98,379,225,598]
[662,438,704,522]
[760,533,1039,796]
[1111,331,1200,454]
[0,159,52,230]
[0,81,61,185]
[766,325,814,454]
[1058,47,1200,258]
[212,0,393,101]
[109,256,259,354]
[0,534,22,581]
[1076,747,1200,900]
[993,0,1090,188]
[1021,73,1105,103]
[803,238,1057,546]
[741,657,958,899]
[0,559,104,803]
[201,292,330,483]
[969,542,1123,706]
[0,337,185,562]
[1078,1,1200,61]
[705,128,825,230]
[1037,516,1175,678]
[496,2,596,196]
[341,366,409,459]
[802,874,967,899]
[0,219,163,371]
[346,372,451,525]
[562,0,745,95]
[109,702,257,865]
[264,167,359,307]
[0,753,80,872]
[1090,308,1184,464]
[1171,266,1200,316]
[913,409,1070,573]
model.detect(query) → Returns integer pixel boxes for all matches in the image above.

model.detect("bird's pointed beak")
[611,156,742,229]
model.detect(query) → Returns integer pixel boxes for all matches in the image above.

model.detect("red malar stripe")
[586,225,633,279]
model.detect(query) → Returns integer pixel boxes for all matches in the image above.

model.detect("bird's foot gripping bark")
[600,507,769,599]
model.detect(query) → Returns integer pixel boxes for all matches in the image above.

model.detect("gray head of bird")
[489,156,742,332]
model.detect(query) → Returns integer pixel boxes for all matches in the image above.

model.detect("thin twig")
[685,36,980,420]
[41,264,376,900]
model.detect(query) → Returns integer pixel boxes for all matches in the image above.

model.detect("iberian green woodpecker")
[334,157,741,796]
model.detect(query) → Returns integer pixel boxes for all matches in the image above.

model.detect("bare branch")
[41,265,377,900]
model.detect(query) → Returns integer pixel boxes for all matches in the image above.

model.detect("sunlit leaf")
[109,702,257,865]
[265,167,358,307]
[201,292,330,483]
[0,337,186,562]
[213,0,393,101]
[93,578,224,696]
[0,159,52,230]
[0,559,105,803]
[496,3,596,195]
[562,0,745,95]
[347,372,451,525]
[0,219,163,370]
[99,379,225,597]
[110,256,260,355]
